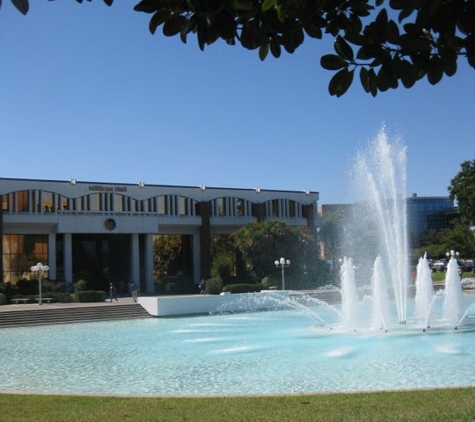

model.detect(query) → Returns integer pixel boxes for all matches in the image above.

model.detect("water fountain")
[335,129,471,333]
[1,129,474,396]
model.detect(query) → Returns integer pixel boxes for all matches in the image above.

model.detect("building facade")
[406,194,455,247]
[0,178,318,293]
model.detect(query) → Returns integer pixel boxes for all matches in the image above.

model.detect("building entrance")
[72,234,131,292]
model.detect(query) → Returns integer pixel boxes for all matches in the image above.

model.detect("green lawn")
[1,388,475,422]
[431,271,474,282]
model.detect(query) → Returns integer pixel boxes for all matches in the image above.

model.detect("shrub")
[260,276,278,289]
[73,290,105,303]
[211,255,234,283]
[15,278,38,295]
[45,292,73,303]
[73,279,88,292]
[0,282,13,299]
[222,284,262,294]
[0,293,6,305]
[205,278,223,295]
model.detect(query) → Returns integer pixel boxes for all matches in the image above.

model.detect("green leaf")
[259,42,269,61]
[304,23,322,39]
[441,53,457,77]
[214,10,236,40]
[334,35,354,61]
[427,58,443,85]
[270,36,281,58]
[11,0,28,14]
[376,66,398,91]
[163,14,187,37]
[282,27,304,54]
[368,68,378,96]
[149,10,170,34]
[320,54,347,70]
[262,0,276,12]
[234,0,255,11]
[359,67,370,93]
[134,0,166,13]
[328,68,354,97]
[404,38,431,55]
[240,22,261,50]
[395,58,416,88]
[385,20,400,44]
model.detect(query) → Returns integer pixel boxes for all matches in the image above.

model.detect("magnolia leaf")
[11,0,28,14]
[262,0,276,12]
[259,42,269,61]
[328,68,354,97]
[334,35,354,61]
[320,54,347,70]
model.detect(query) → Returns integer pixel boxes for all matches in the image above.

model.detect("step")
[0,304,152,329]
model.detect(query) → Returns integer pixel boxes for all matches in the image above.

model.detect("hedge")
[222,284,263,294]
[73,290,106,303]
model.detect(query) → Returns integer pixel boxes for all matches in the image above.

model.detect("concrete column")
[131,233,140,291]
[193,233,200,284]
[63,233,73,284]
[302,203,316,228]
[197,201,211,280]
[48,233,56,280]
[144,234,154,294]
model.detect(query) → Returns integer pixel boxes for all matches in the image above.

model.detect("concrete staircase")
[0,304,152,329]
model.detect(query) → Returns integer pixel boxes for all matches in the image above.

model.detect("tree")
[441,220,475,260]
[152,234,183,279]
[6,0,474,97]
[231,220,314,280]
[448,159,475,224]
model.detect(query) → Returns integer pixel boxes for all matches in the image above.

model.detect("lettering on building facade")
[88,185,127,192]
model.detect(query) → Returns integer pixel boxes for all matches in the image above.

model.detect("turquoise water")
[1,296,475,396]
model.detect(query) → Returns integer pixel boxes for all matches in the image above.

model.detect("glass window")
[289,200,296,218]
[236,198,244,216]
[272,199,279,217]
[17,190,29,212]
[217,198,226,216]
[57,195,70,211]
[43,191,54,213]
[178,196,188,216]
[2,194,11,212]
[2,234,48,284]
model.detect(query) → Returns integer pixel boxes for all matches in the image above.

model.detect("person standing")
[108,282,118,302]
[199,279,206,294]
[130,281,139,302]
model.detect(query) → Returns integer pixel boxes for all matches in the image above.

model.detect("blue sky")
[1,1,474,204]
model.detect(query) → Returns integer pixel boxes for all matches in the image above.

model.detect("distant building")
[406,194,455,247]
[319,195,456,256]
[0,178,318,293]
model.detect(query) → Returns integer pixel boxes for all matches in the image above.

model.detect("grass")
[431,272,474,282]
[1,388,475,422]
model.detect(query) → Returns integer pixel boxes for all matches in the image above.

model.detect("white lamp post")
[30,262,49,305]
[446,250,460,259]
[274,257,290,290]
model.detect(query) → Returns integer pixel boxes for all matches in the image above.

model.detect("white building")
[0,178,318,294]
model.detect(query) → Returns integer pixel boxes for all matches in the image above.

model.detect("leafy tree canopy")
[6,0,474,97]
[448,159,475,224]
[441,220,475,259]
[231,219,313,278]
